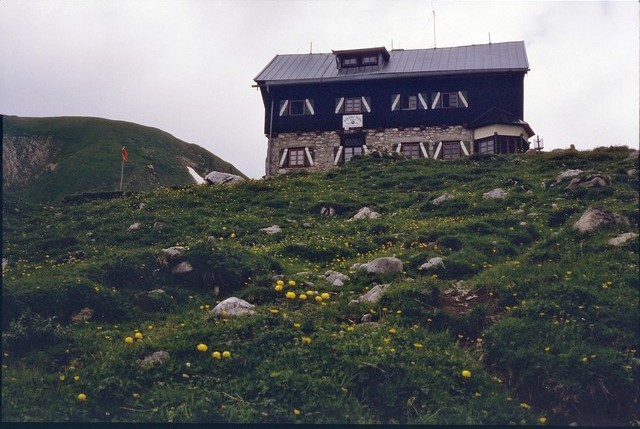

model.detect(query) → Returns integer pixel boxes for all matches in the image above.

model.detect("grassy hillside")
[2,148,638,424]
[2,115,244,203]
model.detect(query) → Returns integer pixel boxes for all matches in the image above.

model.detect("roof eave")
[254,67,529,87]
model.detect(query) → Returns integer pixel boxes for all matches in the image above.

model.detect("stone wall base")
[267,126,474,176]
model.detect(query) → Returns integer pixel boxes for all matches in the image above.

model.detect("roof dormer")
[332,46,390,70]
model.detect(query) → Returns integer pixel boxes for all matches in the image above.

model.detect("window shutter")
[418,93,429,110]
[460,140,470,156]
[279,100,289,116]
[431,92,441,109]
[333,146,343,165]
[434,142,443,159]
[335,97,345,114]
[395,143,403,153]
[304,147,314,166]
[419,142,428,158]
[305,99,315,115]
[279,148,289,167]
[391,94,401,111]
[458,91,469,108]
[361,96,371,113]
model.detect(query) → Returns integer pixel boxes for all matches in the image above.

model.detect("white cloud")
[1,0,638,178]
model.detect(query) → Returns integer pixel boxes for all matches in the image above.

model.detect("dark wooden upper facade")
[255,42,532,138]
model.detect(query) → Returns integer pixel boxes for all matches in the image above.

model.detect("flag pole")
[120,146,127,192]
[119,156,125,192]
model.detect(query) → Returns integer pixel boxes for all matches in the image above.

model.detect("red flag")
[121,146,128,162]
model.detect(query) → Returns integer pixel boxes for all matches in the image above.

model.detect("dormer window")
[333,46,390,70]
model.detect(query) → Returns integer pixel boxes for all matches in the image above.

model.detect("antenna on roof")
[488,32,492,44]
[432,9,437,48]
[310,42,312,54]
[391,39,394,50]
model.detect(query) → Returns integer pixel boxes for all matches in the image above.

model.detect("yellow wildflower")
[321,292,330,300]
[222,351,231,358]
[134,332,143,340]
[286,291,296,299]
[461,370,472,378]
[196,343,208,352]
[288,280,296,287]
[299,294,307,301]
[77,393,87,402]
[212,351,221,359]
[124,336,134,344]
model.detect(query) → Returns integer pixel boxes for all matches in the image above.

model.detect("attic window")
[361,55,378,65]
[342,58,358,67]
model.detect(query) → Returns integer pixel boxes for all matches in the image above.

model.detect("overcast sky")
[1,0,638,178]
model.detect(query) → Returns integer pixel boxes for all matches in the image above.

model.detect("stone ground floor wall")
[267,126,474,176]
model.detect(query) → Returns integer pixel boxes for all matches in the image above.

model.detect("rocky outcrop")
[2,135,59,188]
[205,171,245,185]
[572,207,628,233]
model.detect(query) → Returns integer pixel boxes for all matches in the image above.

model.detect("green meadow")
[2,148,638,424]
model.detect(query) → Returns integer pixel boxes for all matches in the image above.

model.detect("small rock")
[171,261,193,274]
[607,232,638,247]
[419,257,445,271]
[349,207,380,221]
[625,150,639,161]
[350,284,390,305]
[162,246,187,259]
[204,171,245,185]
[71,307,94,322]
[554,169,583,184]
[359,257,403,274]
[303,222,313,228]
[137,351,170,368]
[361,313,374,323]
[572,207,628,233]
[133,289,174,311]
[127,222,141,231]
[482,188,508,199]
[260,225,282,234]
[139,203,145,210]
[153,221,165,230]
[431,193,454,206]
[210,297,256,317]
[2,258,7,270]
[565,174,609,190]
[324,270,349,286]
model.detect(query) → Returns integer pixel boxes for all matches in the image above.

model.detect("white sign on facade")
[342,114,363,129]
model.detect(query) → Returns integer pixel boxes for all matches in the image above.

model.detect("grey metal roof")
[254,41,529,85]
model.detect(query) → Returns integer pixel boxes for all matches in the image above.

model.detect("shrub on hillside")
[183,241,281,294]
[2,309,70,354]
